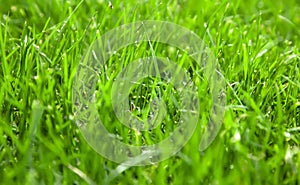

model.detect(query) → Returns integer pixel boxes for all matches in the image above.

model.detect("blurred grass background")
[0,0,299,184]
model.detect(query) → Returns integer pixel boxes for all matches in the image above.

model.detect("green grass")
[0,0,300,184]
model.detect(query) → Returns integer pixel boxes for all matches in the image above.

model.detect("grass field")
[0,0,300,184]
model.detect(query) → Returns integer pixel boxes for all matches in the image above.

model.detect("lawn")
[0,0,299,184]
